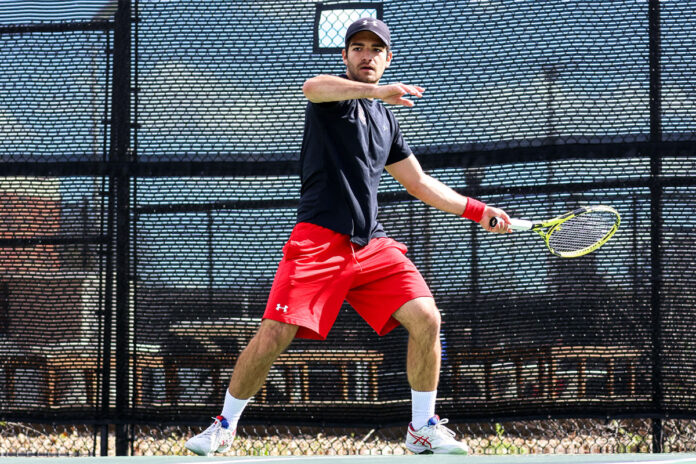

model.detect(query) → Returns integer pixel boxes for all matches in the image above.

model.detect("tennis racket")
[490,205,620,258]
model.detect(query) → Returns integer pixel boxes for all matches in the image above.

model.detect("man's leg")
[393,297,467,455]
[220,319,298,429]
[228,319,298,399]
[392,296,441,393]
[185,319,297,456]
[393,297,441,429]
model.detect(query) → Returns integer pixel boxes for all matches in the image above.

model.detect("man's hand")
[374,83,425,107]
[480,206,512,233]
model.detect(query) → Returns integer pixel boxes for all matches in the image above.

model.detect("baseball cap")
[344,18,391,48]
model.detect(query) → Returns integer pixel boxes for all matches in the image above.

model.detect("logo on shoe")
[408,428,433,449]
[275,304,289,313]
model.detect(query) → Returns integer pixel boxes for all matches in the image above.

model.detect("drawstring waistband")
[349,242,364,271]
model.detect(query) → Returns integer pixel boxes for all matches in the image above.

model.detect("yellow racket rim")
[544,206,621,258]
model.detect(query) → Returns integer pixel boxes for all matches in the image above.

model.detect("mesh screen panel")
[1,0,696,455]
[662,2,696,138]
[0,177,107,416]
[0,31,109,161]
[135,0,659,161]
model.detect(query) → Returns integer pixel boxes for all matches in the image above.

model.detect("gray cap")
[344,18,391,48]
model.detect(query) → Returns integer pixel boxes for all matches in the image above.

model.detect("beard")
[346,62,382,84]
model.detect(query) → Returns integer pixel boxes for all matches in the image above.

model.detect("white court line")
[171,455,696,464]
[594,458,696,464]
[178,457,380,464]
[171,456,696,464]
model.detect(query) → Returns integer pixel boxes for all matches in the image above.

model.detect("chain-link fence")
[6,419,696,456]
[1,0,696,456]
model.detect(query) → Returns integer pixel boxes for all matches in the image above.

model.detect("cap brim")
[345,28,390,48]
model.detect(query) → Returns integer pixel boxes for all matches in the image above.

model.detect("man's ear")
[342,48,348,66]
[385,50,393,68]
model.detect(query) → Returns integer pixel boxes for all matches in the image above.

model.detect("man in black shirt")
[186,17,511,456]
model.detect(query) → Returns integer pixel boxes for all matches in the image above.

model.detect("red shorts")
[263,222,433,340]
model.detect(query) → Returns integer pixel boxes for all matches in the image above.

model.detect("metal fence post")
[648,0,663,453]
[111,0,132,456]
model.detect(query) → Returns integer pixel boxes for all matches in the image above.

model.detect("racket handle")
[490,217,534,230]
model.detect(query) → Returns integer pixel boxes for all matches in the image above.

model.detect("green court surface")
[2,454,696,464]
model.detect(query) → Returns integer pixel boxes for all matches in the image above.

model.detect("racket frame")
[506,205,621,258]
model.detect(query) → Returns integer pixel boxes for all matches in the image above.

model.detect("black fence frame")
[2,0,696,456]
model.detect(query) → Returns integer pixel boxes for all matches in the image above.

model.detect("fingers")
[399,83,425,98]
[496,211,512,230]
[389,83,424,97]
[481,207,512,234]
[485,218,509,233]
[380,83,425,106]
[491,217,512,234]
[398,98,415,107]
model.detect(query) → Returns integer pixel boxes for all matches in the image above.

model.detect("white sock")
[220,390,250,430]
[411,389,437,430]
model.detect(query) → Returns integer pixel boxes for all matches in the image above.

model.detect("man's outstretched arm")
[302,75,425,106]
[386,155,511,233]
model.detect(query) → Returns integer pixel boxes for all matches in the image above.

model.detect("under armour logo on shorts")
[275,304,289,313]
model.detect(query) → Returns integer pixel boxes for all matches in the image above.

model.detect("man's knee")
[416,304,441,338]
[252,319,298,355]
[394,298,441,336]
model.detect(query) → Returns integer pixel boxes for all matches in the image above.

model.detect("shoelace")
[198,417,222,438]
[431,418,456,438]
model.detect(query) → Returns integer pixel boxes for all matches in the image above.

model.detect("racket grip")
[490,217,533,230]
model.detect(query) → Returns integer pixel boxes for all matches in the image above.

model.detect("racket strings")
[548,212,618,254]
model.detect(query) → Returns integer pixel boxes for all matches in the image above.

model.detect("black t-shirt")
[296,79,412,246]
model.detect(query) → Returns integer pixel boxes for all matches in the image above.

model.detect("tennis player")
[186,17,511,456]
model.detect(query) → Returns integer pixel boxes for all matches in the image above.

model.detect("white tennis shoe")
[405,415,468,455]
[185,415,236,456]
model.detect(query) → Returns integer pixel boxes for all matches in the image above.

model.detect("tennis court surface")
[2,454,696,464]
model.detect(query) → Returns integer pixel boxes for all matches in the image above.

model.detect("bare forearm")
[408,175,468,216]
[410,175,511,233]
[303,75,425,106]
[302,75,378,103]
